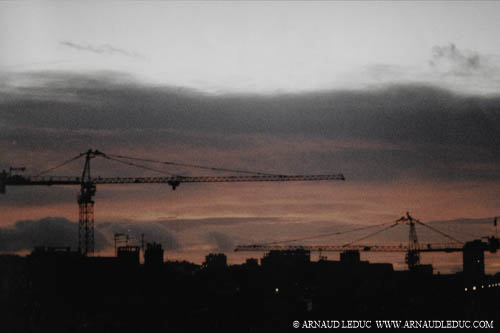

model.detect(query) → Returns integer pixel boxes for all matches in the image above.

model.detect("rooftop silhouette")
[1,244,498,332]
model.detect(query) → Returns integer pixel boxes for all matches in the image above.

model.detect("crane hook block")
[168,180,180,190]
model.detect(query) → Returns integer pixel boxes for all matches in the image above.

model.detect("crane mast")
[78,150,99,255]
[396,212,420,270]
[1,149,345,256]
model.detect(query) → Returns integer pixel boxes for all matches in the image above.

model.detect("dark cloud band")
[1,70,500,184]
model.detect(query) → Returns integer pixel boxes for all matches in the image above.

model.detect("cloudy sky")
[1,1,500,272]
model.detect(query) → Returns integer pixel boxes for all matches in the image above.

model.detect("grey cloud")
[428,217,497,240]
[314,217,494,246]
[158,217,281,232]
[205,231,234,252]
[0,217,108,251]
[0,187,77,208]
[1,71,500,183]
[0,217,180,253]
[97,221,179,250]
[362,45,500,95]
[0,215,493,255]
[60,41,147,60]
[429,43,482,75]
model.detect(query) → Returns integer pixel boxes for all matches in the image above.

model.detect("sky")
[1,1,500,272]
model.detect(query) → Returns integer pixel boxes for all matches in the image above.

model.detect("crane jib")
[233,244,465,253]
[0,173,345,192]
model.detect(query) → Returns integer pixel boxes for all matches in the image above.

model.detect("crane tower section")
[77,150,100,256]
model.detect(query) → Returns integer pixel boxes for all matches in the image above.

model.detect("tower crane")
[0,149,345,256]
[235,212,500,271]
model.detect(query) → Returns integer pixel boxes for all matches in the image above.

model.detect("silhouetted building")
[117,245,140,265]
[261,249,310,269]
[340,250,361,264]
[463,240,485,283]
[203,253,227,270]
[2,243,499,332]
[31,246,72,255]
[28,246,83,265]
[410,264,434,275]
[144,242,164,266]
[245,258,259,268]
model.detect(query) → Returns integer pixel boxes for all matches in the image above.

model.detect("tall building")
[117,246,140,265]
[463,240,485,283]
[144,242,164,266]
[203,253,227,270]
[340,250,361,264]
[260,249,310,269]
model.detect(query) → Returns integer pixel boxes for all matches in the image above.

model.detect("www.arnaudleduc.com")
[292,320,494,329]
